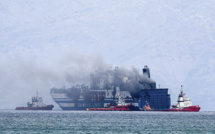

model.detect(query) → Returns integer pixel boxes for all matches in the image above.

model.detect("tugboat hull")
[15,105,54,110]
[167,105,200,112]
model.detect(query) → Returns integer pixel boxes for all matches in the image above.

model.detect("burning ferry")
[50,66,171,110]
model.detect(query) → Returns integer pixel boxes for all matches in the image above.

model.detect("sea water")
[0,110,214,134]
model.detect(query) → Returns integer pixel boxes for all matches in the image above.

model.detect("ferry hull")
[15,105,54,110]
[54,100,136,110]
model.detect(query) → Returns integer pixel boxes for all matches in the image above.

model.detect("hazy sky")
[1,0,215,110]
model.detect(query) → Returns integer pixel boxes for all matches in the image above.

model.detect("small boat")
[141,102,152,111]
[15,92,54,110]
[167,85,200,112]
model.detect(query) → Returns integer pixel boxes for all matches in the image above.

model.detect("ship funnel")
[143,65,150,78]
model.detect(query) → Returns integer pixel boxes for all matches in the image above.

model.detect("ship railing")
[51,88,67,93]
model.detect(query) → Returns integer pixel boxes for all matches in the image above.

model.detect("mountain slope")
[0,0,215,110]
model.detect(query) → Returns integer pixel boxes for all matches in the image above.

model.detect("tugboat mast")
[180,85,183,96]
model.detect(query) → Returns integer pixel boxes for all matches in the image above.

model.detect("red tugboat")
[167,85,200,112]
[15,92,54,110]
[86,96,137,111]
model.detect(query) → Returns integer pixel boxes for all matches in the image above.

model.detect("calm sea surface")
[0,110,214,134]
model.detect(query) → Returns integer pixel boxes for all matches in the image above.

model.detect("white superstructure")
[173,85,192,109]
[28,92,47,107]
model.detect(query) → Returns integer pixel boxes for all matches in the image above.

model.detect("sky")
[0,0,215,111]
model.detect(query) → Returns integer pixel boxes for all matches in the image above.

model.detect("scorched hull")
[86,105,138,111]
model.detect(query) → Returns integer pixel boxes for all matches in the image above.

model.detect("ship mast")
[180,85,183,96]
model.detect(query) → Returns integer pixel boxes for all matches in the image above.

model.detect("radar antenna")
[180,85,183,95]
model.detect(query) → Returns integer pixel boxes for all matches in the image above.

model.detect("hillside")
[0,0,215,110]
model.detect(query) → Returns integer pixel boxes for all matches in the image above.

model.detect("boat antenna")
[181,85,183,94]
[37,91,38,97]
